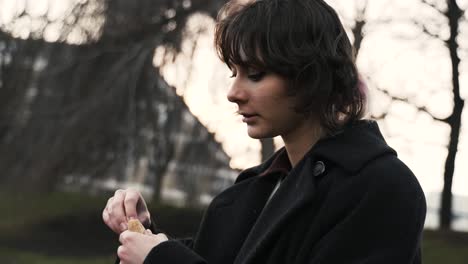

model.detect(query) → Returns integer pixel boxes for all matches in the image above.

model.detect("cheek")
[270,96,297,116]
[277,105,305,126]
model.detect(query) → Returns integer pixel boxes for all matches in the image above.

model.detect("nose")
[227,79,248,104]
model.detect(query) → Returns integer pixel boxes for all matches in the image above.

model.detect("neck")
[282,120,324,167]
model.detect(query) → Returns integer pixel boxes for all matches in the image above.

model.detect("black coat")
[144,120,427,264]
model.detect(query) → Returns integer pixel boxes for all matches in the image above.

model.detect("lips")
[239,111,258,118]
[240,112,259,123]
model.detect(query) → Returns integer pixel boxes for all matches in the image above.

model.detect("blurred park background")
[0,0,468,263]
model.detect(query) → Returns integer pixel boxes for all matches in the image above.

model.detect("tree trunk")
[352,19,365,58]
[439,0,463,230]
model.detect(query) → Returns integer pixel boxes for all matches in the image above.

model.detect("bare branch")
[356,0,368,21]
[374,86,448,123]
[371,18,393,25]
[421,0,446,17]
[413,20,444,39]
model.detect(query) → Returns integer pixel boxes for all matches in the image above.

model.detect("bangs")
[214,1,268,70]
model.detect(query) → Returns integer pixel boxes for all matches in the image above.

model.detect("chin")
[247,134,263,139]
[247,127,275,139]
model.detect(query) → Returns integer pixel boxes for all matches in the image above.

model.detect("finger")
[155,233,169,242]
[105,197,114,210]
[119,230,130,244]
[109,190,127,229]
[136,195,150,222]
[103,199,122,234]
[140,215,151,228]
[119,222,128,233]
[102,209,109,225]
[117,245,126,260]
[145,229,152,235]
[124,189,141,220]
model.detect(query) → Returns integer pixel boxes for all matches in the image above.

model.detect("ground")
[1,192,467,263]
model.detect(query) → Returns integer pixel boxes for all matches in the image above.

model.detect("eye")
[247,71,266,82]
[229,66,237,78]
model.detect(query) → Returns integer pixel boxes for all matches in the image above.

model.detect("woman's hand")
[118,229,169,264]
[102,188,151,234]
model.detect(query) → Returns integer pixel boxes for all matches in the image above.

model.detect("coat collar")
[234,120,396,264]
[312,120,396,174]
[237,120,396,183]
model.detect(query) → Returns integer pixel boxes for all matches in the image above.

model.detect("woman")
[102,0,427,263]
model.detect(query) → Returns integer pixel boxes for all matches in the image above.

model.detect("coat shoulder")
[358,154,426,211]
[362,155,422,191]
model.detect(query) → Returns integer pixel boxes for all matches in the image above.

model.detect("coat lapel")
[234,158,317,264]
[194,172,288,264]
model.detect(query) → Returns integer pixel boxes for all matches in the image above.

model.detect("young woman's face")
[227,65,313,140]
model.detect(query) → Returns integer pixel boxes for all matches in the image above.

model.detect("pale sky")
[159,0,468,197]
[1,0,468,196]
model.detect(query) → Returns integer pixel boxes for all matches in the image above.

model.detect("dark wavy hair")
[214,0,366,134]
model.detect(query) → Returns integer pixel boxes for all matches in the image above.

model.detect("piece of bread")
[127,219,145,234]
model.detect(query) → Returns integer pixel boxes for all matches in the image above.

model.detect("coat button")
[313,161,326,176]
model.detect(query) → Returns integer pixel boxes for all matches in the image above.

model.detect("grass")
[0,248,114,264]
[1,191,468,263]
[0,192,107,236]
[0,191,202,263]
[423,229,468,264]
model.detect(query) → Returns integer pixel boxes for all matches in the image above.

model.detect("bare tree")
[346,0,466,230]
[384,0,465,230]
[0,0,233,204]
[425,0,465,230]
[350,0,368,58]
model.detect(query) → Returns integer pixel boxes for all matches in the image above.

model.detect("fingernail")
[120,223,127,231]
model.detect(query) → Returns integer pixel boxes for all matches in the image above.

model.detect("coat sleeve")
[309,158,426,264]
[144,217,201,263]
[148,218,195,249]
[113,219,198,264]
[175,238,195,249]
[143,240,207,264]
